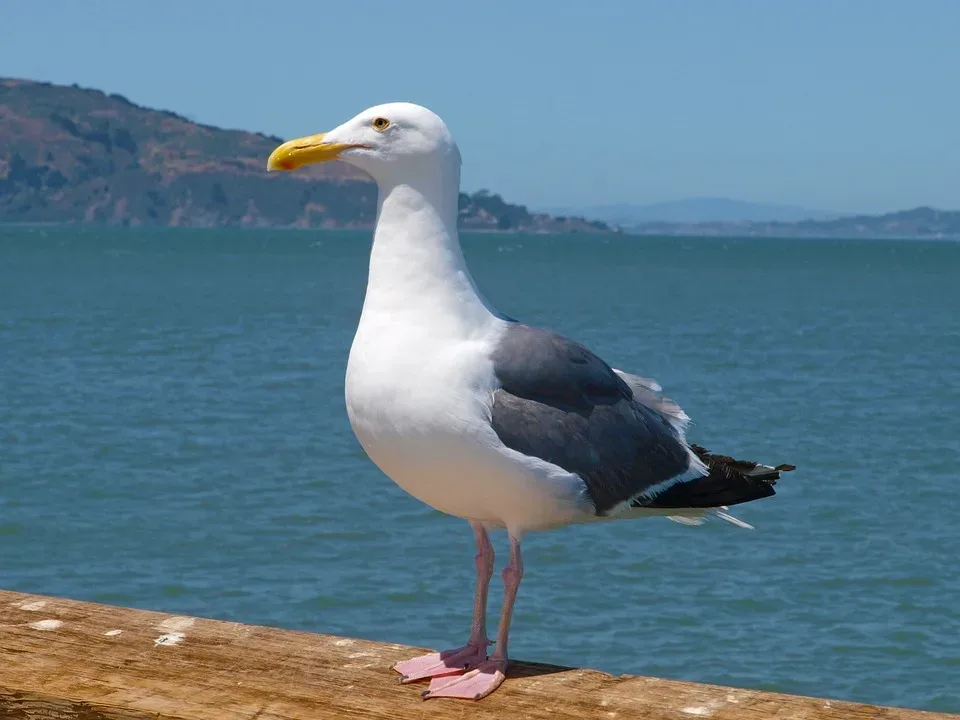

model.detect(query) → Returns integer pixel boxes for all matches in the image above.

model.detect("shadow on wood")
[0,589,955,720]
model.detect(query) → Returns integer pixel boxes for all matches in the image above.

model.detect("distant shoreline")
[3,222,957,242]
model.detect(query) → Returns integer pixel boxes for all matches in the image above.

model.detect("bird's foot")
[393,641,490,683]
[421,658,508,700]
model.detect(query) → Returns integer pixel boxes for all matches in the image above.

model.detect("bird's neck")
[360,167,497,337]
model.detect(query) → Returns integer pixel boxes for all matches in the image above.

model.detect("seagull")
[267,104,794,701]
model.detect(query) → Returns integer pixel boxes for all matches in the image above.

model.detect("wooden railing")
[0,589,954,719]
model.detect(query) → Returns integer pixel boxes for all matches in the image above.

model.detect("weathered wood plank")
[0,589,953,720]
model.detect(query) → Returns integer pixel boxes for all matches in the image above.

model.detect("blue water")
[1,227,958,712]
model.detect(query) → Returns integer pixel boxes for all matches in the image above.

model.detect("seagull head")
[266,102,460,183]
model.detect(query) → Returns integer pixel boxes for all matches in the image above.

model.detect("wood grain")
[0,590,953,720]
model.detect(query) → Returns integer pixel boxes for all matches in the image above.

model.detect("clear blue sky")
[2,0,958,213]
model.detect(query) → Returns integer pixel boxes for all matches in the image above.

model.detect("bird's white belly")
[344,335,588,532]
[349,420,586,532]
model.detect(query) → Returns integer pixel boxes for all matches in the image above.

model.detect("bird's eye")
[372,117,390,132]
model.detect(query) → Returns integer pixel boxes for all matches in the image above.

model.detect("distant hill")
[627,206,960,239]
[0,78,611,233]
[549,197,960,240]
[545,197,835,225]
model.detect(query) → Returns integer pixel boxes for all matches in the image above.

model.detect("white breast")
[344,318,589,533]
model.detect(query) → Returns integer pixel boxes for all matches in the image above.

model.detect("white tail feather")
[710,509,755,529]
[665,508,754,529]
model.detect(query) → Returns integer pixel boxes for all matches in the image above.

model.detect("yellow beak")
[266,133,359,172]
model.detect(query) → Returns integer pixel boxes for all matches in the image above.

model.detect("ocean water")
[1,227,958,712]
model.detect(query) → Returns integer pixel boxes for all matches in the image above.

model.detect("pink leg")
[393,522,495,683]
[424,534,523,700]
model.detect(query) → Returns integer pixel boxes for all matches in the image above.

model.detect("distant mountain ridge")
[548,197,960,239]
[0,77,611,233]
[3,78,956,238]
[545,197,836,225]
[626,206,960,239]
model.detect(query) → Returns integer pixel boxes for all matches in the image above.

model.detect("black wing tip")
[637,444,795,510]
[690,444,796,473]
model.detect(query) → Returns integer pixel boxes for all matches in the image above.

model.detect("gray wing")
[488,323,699,515]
